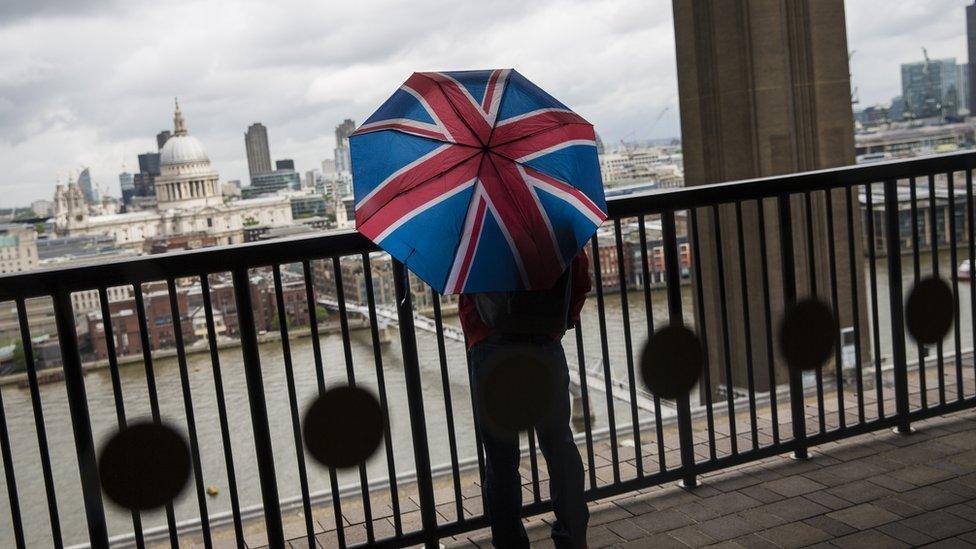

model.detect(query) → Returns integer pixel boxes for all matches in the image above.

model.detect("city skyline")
[0,0,972,206]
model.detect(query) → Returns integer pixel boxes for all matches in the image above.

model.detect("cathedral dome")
[160,134,209,165]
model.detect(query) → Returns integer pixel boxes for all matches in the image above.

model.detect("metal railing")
[1,151,976,548]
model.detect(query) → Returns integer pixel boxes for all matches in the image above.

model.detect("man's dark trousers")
[468,334,589,548]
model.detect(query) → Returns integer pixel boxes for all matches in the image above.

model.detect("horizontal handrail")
[3,150,976,301]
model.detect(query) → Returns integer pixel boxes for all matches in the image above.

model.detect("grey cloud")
[2,0,955,207]
[0,0,117,27]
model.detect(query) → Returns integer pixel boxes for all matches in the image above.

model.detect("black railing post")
[662,211,698,488]
[777,195,809,459]
[231,268,285,547]
[52,290,109,547]
[392,260,439,548]
[883,180,912,433]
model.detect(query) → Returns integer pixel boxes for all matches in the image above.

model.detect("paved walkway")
[181,362,976,549]
[451,408,976,548]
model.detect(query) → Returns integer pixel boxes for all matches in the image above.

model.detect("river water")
[0,250,969,547]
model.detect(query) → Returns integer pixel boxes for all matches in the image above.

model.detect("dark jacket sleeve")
[568,249,591,325]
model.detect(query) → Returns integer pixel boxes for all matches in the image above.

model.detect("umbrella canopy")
[350,69,607,294]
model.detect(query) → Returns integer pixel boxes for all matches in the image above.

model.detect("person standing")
[459,250,592,548]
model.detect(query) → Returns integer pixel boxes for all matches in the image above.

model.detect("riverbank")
[0,316,386,389]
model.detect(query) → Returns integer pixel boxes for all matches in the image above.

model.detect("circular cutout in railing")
[303,386,384,469]
[780,299,836,371]
[906,276,953,345]
[98,422,190,511]
[639,325,703,399]
[477,345,559,437]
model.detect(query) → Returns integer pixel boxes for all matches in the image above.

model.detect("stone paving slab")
[446,409,976,548]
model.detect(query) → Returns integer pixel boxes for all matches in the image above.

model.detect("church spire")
[174,96,188,135]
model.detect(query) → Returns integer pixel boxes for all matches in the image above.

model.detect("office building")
[968,2,976,114]
[901,56,959,119]
[157,130,172,151]
[243,170,302,198]
[275,159,294,171]
[245,122,273,176]
[77,167,96,204]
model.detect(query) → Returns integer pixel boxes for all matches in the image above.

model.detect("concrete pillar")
[673,0,869,392]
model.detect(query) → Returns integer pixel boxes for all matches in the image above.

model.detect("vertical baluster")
[638,216,671,467]
[967,168,976,397]
[824,192,846,430]
[463,331,489,504]
[572,324,597,489]
[883,181,912,433]
[52,290,108,546]
[361,253,402,535]
[97,288,144,548]
[15,298,62,547]
[947,172,964,398]
[301,260,346,546]
[430,292,465,519]
[910,179,927,408]
[865,184,886,418]
[392,260,439,548]
[804,192,827,434]
[166,279,212,548]
[199,275,245,546]
[928,174,947,405]
[331,257,375,543]
[711,204,737,454]
[663,212,698,488]
[755,200,780,443]
[778,194,808,459]
[846,186,867,423]
[734,202,759,449]
[590,236,619,482]
[133,286,179,545]
[271,266,316,546]
[614,219,642,476]
[1,304,26,549]
[230,269,284,547]
[689,209,718,457]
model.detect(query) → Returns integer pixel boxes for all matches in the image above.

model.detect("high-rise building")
[332,119,356,199]
[275,159,295,171]
[157,130,172,151]
[968,2,976,114]
[119,170,136,208]
[901,56,959,119]
[77,167,96,204]
[334,119,355,174]
[674,0,866,393]
[245,123,273,177]
[959,63,970,116]
[134,152,161,199]
[304,169,319,190]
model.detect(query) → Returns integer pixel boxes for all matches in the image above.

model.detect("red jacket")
[458,251,592,350]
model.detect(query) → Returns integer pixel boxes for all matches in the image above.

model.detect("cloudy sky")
[0,0,972,206]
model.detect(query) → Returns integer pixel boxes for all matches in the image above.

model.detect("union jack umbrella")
[350,69,607,294]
